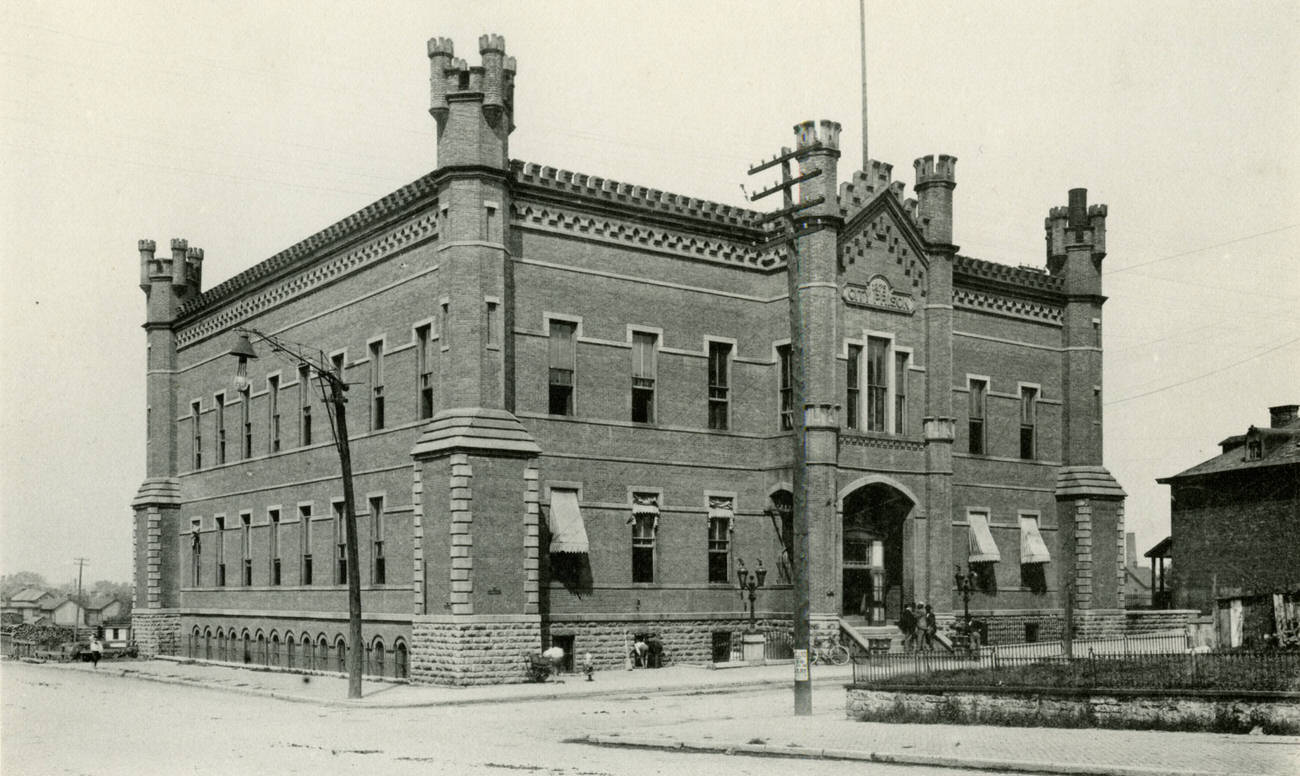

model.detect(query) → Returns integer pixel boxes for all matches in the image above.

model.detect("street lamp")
[230,329,364,699]
[736,559,767,633]
[953,564,979,654]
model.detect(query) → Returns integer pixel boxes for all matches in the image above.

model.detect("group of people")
[898,603,936,652]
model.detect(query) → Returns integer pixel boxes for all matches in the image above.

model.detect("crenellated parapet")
[428,34,517,131]
[1046,189,1108,273]
[794,119,842,151]
[955,254,1064,295]
[913,154,957,189]
[913,154,957,245]
[139,237,203,317]
[512,160,765,230]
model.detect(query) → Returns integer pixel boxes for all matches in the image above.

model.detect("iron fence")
[852,647,1300,693]
[727,629,795,663]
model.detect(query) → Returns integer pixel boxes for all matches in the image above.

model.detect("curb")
[569,735,1268,776]
[10,659,844,709]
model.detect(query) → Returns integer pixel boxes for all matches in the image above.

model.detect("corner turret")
[1045,188,1107,295]
[793,119,841,218]
[913,154,957,245]
[140,237,203,324]
[427,33,517,169]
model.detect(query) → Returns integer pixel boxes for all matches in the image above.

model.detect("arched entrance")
[841,481,914,625]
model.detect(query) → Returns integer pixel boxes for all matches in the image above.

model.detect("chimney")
[1126,532,1137,567]
[1269,404,1298,429]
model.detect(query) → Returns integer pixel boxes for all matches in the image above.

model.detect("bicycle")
[811,636,850,665]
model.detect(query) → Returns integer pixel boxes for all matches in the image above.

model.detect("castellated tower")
[411,35,544,684]
[1046,188,1127,633]
[132,237,203,655]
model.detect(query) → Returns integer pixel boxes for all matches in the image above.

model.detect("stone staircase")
[839,616,903,655]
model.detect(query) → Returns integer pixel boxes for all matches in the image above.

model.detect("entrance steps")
[839,617,903,654]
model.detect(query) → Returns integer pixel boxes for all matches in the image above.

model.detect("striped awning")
[707,496,734,520]
[1019,516,1051,564]
[967,513,1001,563]
[546,490,589,554]
[631,493,659,516]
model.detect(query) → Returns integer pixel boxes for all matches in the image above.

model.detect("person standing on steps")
[922,604,937,652]
[899,603,917,652]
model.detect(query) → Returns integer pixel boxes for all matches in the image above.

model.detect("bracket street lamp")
[736,559,767,632]
[230,329,364,699]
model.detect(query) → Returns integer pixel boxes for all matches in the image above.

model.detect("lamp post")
[953,564,979,655]
[230,329,363,699]
[737,559,768,663]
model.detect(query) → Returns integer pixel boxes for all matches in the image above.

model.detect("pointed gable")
[839,192,930,307]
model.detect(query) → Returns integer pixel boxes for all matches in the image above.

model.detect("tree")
[0,571,48,600]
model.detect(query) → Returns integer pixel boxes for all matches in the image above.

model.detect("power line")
[1104,223,1300,276]
[1105,334,1300,406]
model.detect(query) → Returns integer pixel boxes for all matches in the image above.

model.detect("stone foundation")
[1124,609,1197,634]
[131,610,181,657]
[846,687,1300,734]
[1072,609,1126,639]
[410,615,541,685]
[544,616,792,669]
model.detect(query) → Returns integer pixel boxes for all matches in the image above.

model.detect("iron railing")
[853,644,1300,693]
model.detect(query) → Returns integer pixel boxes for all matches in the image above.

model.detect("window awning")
[1019,516,1051,564]
[546,490,589,554]
[631,493,659,517]
[967,513,1001,563]
[707,497,734,520]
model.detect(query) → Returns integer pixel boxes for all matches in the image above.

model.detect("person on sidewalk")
[921,605,937,651]
[899,604,917,652]
[89,638,103,668]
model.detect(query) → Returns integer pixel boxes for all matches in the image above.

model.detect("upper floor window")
[707,342,731,430]
[1020,386,1038,460]
[191,401,203,469]
[190,518,202,586]
[240,512,253,586]
[968,379,987,455]
[486,301,499,348]
[215,516,226,586]
[332,499,348,585]
[1246,438,1263,461]
[548,320,576,416]
[707,497,734,583]
[777,344,793,430]
[894,352,909,434]
[845,344,861,429]
[369,341,385,431]
[267,375,281,453]
[239,387,252,459]
[299,504,313,586]
[631,332,657,424]
[866,338,888,432]
[298,365,313,446]
[416,324,434,420]
[370,496,386,585]
[215,393,227,464]
[268,509,281,586]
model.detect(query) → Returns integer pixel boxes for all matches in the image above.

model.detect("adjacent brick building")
[131,35,1128,684]
[1157,404,1300,628]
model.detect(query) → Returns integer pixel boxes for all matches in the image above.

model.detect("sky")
[2,1,1297,586]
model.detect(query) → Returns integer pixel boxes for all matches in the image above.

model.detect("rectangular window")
[191,401,203,468]
[969,379,987,455]
[486,301,499,347]
[190,518,202,586]
[299,505,313,585]
[298,365,313,447]
[269,509,281,586]
[631,332,657,424]
[707,500,732,584]
[548,320,576,416]
[777,344,793,430]
[440,301,450,350]
[866,338,888,432]
[333,500,347,585]
[894,351,909,434]
[369,340,385,431]
[846,344,861,429]
[416,324,434,420]
[370,496,386,585]
[267,376,281,453]
[215,516,226,587]
[215,393,226,464]
[240,513,252,586]
[707,342,731,430]
[632,513,656,583]
[240,388,252,459]
[1020,386,1038,460]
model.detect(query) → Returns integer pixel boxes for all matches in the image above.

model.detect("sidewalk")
[15,654,850,707]
[575,712,1300,776]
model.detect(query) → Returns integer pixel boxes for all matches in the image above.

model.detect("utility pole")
[748,143,826,716]
[73,557,88,638]
[231,330,364,700]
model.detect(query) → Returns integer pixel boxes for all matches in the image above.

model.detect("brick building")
[131,35,1129,684]
[1157,404,1300,628]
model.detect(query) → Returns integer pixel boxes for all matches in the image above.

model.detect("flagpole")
[860,0,868,168]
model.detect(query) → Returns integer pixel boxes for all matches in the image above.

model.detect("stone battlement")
[914,153,957,186]
[428,34,517,121]
[511,160,765,230]
[955,254,1065,294]
[794,119,841,150]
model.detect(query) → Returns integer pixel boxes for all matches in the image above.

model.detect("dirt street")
[1,662,1016,775]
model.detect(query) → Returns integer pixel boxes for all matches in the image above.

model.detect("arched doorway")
[841,481,914,625]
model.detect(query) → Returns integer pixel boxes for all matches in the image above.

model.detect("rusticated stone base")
[1072,609,1126,640]
[410,615,541,686]
[846,687,1300,735]
[131,610,181,657]
[543,617,791,669]
[1124,609,1197,634]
